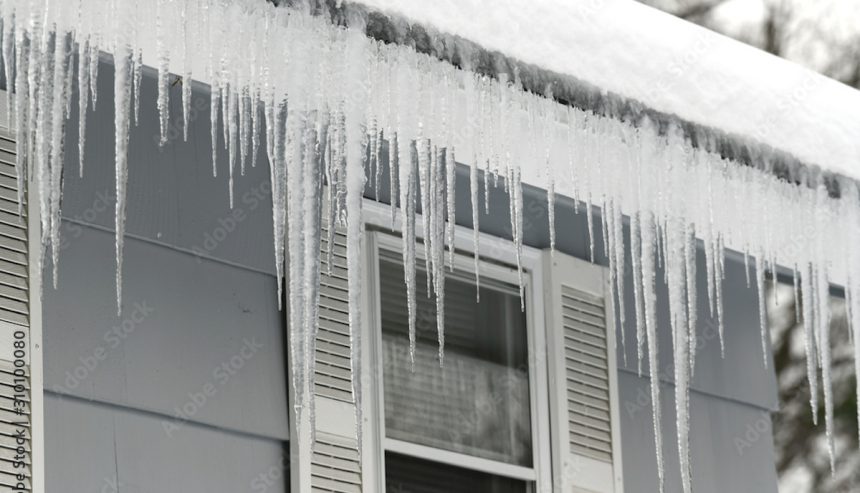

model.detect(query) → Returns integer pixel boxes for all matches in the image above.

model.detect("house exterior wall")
[41,67,779,491]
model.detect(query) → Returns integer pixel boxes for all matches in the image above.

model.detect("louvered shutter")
[308,215,362,493]
[542,251,624,493]
[316,224,353,403]
[0,123,37,492]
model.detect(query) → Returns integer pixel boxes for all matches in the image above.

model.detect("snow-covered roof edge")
[344,0,860,185]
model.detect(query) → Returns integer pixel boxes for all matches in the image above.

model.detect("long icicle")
[667,217,692,493]
[641,210,665,493]
[113,41,132,314]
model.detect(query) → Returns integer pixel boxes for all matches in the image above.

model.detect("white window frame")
[359,200,553,492]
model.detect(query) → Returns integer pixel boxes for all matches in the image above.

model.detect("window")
[359,203,621,493]
[367,231,550,492]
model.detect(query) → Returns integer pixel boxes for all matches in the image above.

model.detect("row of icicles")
[1,0,858,491]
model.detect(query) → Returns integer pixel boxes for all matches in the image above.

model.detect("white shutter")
[0,121,39,493]
[305,213,363,493]
[543,251,624,493]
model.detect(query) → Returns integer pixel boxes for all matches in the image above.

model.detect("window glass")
[385,452,527,493]
[379,253,532,467]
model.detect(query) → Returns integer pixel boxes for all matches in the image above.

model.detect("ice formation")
[0,0,857,490]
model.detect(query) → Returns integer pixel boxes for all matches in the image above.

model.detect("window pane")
[379,254,532,467]
[385,452,528,493]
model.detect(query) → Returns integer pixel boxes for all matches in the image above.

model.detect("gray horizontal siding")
[44,224,288,440]
[59,62,275,275]
[617,372,778,493]
[44,61,289,493]
[45,394,287,493]
[615,235,778,411]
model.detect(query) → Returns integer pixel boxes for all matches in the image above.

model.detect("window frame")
[359,200,552,492]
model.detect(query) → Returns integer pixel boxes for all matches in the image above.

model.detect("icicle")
[221,83,229,149]
[601,200,610,270]
[400,137,418,366]
[88,36,99,111]
[132,48,141,126]
[369,120,379,199]
[446,147,456,268]
[630,212,646,375]
[511,167,524,308]
[852,267,860,449]
[793,266,800,325]
[800,263,819,424]
[209,81,219,177]
[271,99,287,306]
[815,261,835,473]
[239,89,248,176]
[613,198,626,359]
[703,226,715,318]
[387,133,398,227]
[344,78,367,457]
[470,152,480,300]
[547,179,556,255]
[77,37,90,178]
[641,211,665,493]
[586,198,596,263]
[432,146,447,365]
[2,15,14,136]
[285,118,308,446]
[714,234,726,358]
[605,200,622,358]
[402,155,418,366]
[63,41,75,120]
[12,23,27,214]
[182,74,192,142]
[227,84,238,208]
[251,98,260,169]
[49,32,71,289]
[685,223,697,375]
[417,137,432,292]
[33,25,51,268]
[667,218,692,493]
[113,43,132,314]
[299,117,322,447]
[156,0,170,146]
[755,252,769,368]
[181,1,191,142]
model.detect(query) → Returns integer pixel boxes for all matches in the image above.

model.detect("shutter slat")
[0,270,26,292]
[0,470,30,491]
[0,235,26,256]
[0,199,24,218]
[311,433,361,492]
[0,174,17,192]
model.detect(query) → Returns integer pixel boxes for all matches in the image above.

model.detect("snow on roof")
[351,0,860,181]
